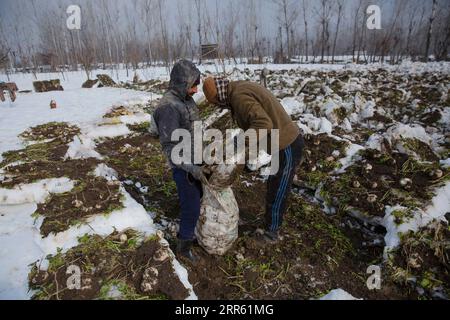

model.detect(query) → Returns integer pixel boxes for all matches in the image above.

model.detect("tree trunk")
[332,4,343,64]
[424,0,437,62]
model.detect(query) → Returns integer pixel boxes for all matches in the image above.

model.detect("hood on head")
[169,59,201,99]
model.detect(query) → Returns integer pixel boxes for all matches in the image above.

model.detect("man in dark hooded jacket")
[153,60,208,263]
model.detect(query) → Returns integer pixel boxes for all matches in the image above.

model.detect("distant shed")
[201,44,219,60]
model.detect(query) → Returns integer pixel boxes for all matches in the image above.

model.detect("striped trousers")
[266,135,304,232]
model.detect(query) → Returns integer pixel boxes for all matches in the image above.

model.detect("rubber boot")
[176,239,199,263]
[254,229,279,244]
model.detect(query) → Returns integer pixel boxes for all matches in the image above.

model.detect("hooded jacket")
[153,60,201,172]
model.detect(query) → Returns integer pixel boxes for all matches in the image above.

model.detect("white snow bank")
[94,163,119,181]
[383,182,450,252]
[365,134,385,151]
[335,143,365,174]
[35,187,197,299]
[319,289,361,300]
[118,113,151,125]
[440,159,450,169]
[281,97,304,115]
[0,178,74,205]
[422,182,450,224]
[96,163,198,299]
[171,256,197,300]
[385,123,431,145]
[65,110,149,160]
[319,118,333,134]
[297,114,333,134]
[247,151,272,172]
[64,136,103,160]
[86,123,131,139]
[0,187,157,300]
[440,108,450,130]
[360,101,376,120]
[0,203,41,299]
[383,205,416,250]
[321,97,342,124]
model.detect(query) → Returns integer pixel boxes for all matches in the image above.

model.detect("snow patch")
[335,143,365,174]
[87,123,131,139]
[281,97,304,115]
[318,289,361,300]
[247,151,272,171]
[440,158,450,168]
[118,113,151,125]
[65,136,103,160]
[94,163,119,181]
[0,178,74,205]
[385,123,431,145]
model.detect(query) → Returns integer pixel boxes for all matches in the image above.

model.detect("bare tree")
[379,0,405,64]
[424,0,437,61]
[222,1,239,64]
[156,0,170,67]
[0,47,10,80]
[139,0,155,66]
[4,0,450,72]
[331,0,344,64]
[434,6,450,61]
[194,0,203,63]
[275,0,298,61]
[351,0,364,62]
[405,1,425,59]
[301,0,310,61]
[315,0,334,63]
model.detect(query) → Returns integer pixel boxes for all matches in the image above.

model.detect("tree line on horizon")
[0,0,449,78]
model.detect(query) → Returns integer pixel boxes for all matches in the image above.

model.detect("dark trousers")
[266,135,304,232]
[173,168,203,241]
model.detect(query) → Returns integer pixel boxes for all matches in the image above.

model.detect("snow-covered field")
[0,73,192,299]
[0,61,449,300]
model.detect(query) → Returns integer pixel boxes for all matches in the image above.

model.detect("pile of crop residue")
[120,79,169,95]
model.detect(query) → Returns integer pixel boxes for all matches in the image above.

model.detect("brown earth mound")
[33,79,64,92]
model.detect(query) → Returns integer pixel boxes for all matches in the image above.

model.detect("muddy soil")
[36,176,123,236]
[183,189,416,300]
[0,158,100,188]
[0,140,69,168]
[29,231,188,300]
[295,133,349,189]
[321,149,448,219]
